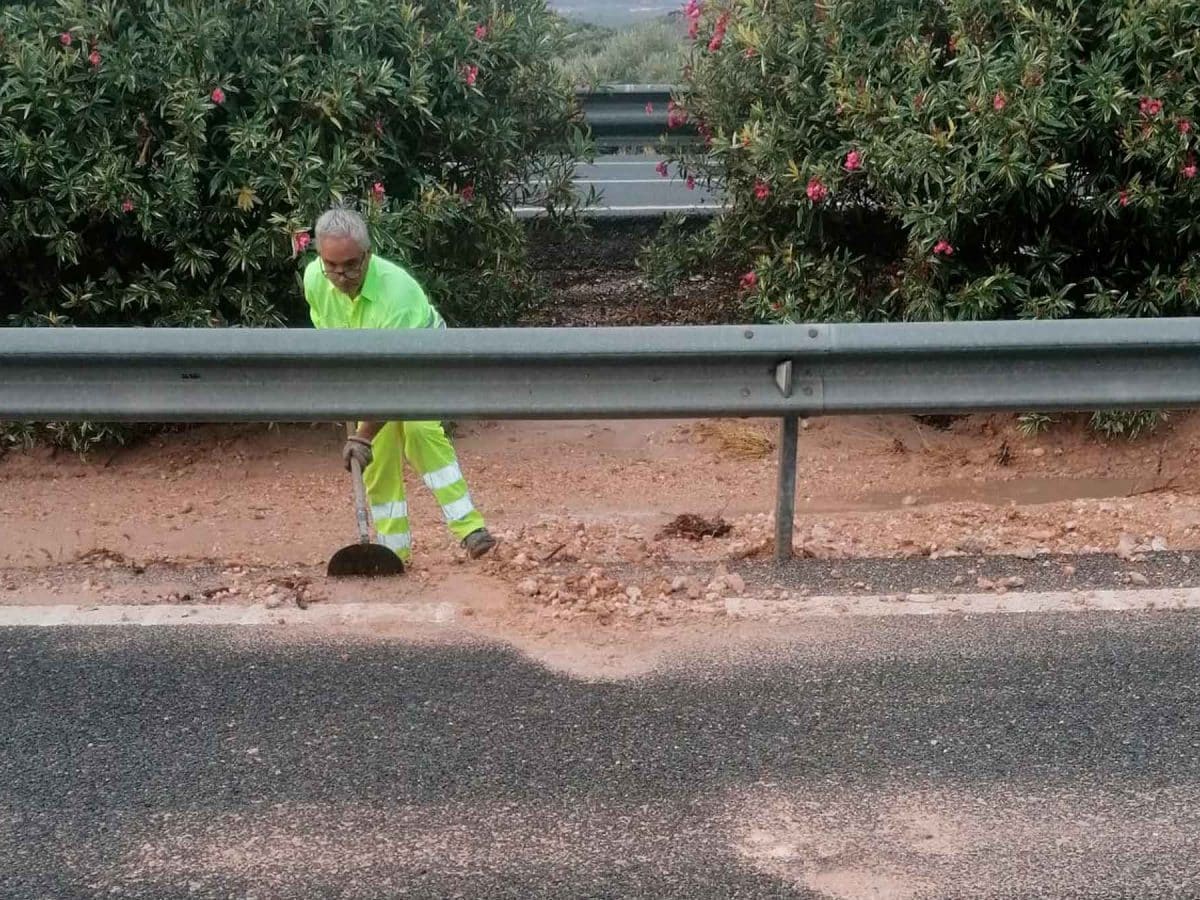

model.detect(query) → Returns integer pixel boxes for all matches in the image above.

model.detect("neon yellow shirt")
[303,254,445,330]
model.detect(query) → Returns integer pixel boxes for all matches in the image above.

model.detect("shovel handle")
[350,457,372,544]
[346,423,372,545]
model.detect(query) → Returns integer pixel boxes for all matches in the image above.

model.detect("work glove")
[342,435,374,472]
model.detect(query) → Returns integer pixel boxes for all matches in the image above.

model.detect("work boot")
[463,528,497,559]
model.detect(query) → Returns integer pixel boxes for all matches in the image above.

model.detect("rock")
[1029,528,1058,542]
[706,579,728,596]
[958,537,988,555]
[1031,447,1045,458]
[724,597,757,617]
[1064,520,1078,532]
[686,581,703,600]
[951,575,965,586]
[1115,532,1139,560]
[625,586,643,602]
[1127,571,1150,586]
[901,494,918,507]
[725,572,746,594]
[1061,564,1077,577]
[1150,536,1168,552]
[976,577,995,591]
[1014,546,1038,560]
[1000,576,1025,589]
[810,524,834,542]
[517,578,540,597]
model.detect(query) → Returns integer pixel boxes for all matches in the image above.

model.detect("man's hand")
[342,435,374,472]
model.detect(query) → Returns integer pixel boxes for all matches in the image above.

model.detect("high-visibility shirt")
[303,254,445,331]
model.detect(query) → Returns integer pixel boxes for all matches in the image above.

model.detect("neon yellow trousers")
[360,420,485,561]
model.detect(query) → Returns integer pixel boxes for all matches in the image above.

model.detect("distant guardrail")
[576,85,688,145]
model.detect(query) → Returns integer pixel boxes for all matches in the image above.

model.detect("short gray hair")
[314,207,370,251]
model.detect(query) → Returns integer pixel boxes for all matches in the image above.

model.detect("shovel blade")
[327,543,406,578]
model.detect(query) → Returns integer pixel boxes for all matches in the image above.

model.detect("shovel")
[327,429,406,578]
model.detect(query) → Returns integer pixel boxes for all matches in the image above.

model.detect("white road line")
[576,178,692,185]
[3,587,1199,628]
[585,203,723,211]
[587,160,668,166]
[512,204,725,216]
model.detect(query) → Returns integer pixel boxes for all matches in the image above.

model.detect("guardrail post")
[774,415,800,562]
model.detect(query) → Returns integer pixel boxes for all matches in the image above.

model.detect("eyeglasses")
[321,254,367,278]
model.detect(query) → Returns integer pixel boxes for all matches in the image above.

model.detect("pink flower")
[211,87,226,105]
[743,47,756,59]
[645,102,654,115]
[88,49,101,67]
[708,12,728,51]
[371,181,385,202]
[463,65,479,87]
[993,91,1006,112]
[683,0,702,19]
[121,198,134,213]
[59,32,72,46]
[805,178,827,203]
[932,240,954,257]
[461,183,475,201]
[1184,156,1197,180]
[686,176,696,190]
[1179,118,1192,135]
[948,36,958,54]
[374,117,384,137]
[656,160,669,178]
[754,179,770,200]
[293,232,311,254]
[1139,96,1163,117]
[474,23,488,40]
[1119,190,1130,207]
[740,271,757,290]
[688,19,700,39]
[844,149,862,172]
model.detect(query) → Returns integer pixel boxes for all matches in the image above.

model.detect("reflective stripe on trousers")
[360,419,485,560]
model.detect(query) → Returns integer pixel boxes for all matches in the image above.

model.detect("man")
[303,207,496,562]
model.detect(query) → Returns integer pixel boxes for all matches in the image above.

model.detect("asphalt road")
[4,612,1200,898]
[519,156,725,218]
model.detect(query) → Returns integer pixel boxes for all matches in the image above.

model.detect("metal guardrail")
[576,85,683,144]
[4,319,1200,560]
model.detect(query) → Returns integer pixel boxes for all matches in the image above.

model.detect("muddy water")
[801,476,1148,513]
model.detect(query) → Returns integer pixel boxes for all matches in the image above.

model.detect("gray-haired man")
[303,208,496,562]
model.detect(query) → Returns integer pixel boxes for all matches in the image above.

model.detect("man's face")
[318,235,369,298]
